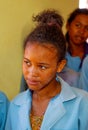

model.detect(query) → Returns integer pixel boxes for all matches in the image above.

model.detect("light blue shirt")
[0,91,9,130]
[5,78,88,130]
[65,52,81,72]
[78,56,88,91]
[58,66,80,87]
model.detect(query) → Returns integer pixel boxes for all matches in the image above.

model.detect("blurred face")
[23,42,64,91]
[67,14,88,46]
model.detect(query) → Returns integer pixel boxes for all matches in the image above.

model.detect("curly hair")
[24,24,66,61]
[32,9,64,28]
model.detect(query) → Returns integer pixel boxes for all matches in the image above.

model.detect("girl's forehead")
[69,14,88,27]
[73,14,88,21]
[24,42,59,63]
[24,42,58,57]
[25,42,57,52]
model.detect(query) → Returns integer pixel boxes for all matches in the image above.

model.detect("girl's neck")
[31,81,61,116]
[68,41,85,59]
[33,81,61,101]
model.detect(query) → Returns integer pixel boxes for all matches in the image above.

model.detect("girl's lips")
[75,35,84,41]
[74,35,84,43]
[27,79,40,85]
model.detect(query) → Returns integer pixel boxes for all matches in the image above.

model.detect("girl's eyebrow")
[38,63,50,66]
[24,57,50,65]
[23,57,30,61]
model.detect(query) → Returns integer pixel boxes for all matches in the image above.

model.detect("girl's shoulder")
[0,91,8,101]
[11,89,32,106]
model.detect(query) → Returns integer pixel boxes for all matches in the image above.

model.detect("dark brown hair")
[32,9,64,28]
[24,24,66,61]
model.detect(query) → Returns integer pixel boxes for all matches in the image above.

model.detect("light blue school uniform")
[0,91,9,130]
[65,42,88,72]
[78,56,88,91]
[58,66,80,87]
[58,52,82,88]
[65,52,82,72]
[5,78,88,130]
[65,49,88,90]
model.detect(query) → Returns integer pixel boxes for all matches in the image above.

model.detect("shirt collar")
[57,77,76,102]
[12,89,32,106]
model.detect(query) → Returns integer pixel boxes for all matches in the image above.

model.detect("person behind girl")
[78,56,88,91]
[59,8,88,89]
[0,91,9,130]
[65,8,88,72]
[20,9,64,92]
[5,24,88,130]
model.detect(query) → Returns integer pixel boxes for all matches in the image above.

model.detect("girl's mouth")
[27,79,40,85]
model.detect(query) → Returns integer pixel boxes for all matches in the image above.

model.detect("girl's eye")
[40,65,47,70]
[85,27,88,31]
[24,60,31,66]
[75,23,81,28]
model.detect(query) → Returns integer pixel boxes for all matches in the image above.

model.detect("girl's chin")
[28,85,40,91]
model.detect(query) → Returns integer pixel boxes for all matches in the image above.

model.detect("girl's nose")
[80,27,85,34]
[27,66,38,77]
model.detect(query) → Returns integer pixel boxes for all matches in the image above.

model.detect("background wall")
[0,0,79,100]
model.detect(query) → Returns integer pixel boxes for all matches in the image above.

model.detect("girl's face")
[23,42,65,91]
[67,14,88,45]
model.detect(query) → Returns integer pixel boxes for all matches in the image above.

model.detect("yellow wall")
[0,0,79,100]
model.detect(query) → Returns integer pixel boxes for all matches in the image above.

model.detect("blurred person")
[0,91,9,130]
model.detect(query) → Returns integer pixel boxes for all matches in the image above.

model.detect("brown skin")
[66,14,88,59]
[23,42,66,116]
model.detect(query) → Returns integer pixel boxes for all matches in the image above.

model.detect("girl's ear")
[57,59,67,73]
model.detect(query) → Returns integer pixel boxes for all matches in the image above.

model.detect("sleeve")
[0,92,10,130]
[78,56,88,91]
[78,94,88,130]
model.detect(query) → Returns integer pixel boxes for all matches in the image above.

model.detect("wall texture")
[0,0,78,100]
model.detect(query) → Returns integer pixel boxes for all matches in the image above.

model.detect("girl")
[58,8,88,88]
[5,24,88,130]
[65,8,88,71]
[20,9,64,92]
